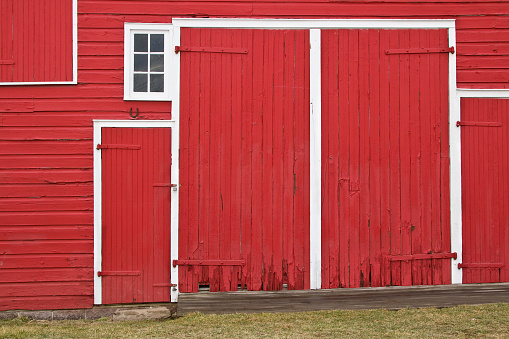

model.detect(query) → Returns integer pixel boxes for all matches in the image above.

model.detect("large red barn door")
[100,127,172,304]
[461,98,509,283]
[321,29,452,288]
[179,28,310,292]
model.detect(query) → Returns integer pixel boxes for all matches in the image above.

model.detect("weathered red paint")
[321,29,452,288]
[1,0,509,312]
[0,0,73,83]
[461,98,509,283]
[101,127,172,304]
[178,28,310,293]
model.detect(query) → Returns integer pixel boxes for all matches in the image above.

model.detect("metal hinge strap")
[385,47,454,55]
[175,46,248,54]
[458,263,504,269]
[173,259,245,267]
[97,271,141,276]
[0,60,15,65]
[97,144,141,150]
[456,121,502,127]
[387,252,457,262]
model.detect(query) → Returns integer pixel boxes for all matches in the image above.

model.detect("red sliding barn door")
[101,127,172,304]
[461,98,509,283]
[321,29,452,288]
[179,28,310,292]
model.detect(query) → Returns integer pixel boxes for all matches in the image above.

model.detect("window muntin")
[124,24,172,101]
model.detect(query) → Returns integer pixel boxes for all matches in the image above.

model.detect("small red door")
[100,127,172,304]
[461,98,509,283]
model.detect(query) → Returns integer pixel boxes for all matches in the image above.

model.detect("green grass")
[2,303,509,338]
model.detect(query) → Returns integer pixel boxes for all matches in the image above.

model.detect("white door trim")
[93,119,177,305]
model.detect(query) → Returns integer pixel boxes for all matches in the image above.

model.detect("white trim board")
[0,0,78,86]
[458,89,509,98]
[172,18,455,29]
[169,18,458,293]
[93,119,176,305]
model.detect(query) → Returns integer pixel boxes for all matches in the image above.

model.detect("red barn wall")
[1,0,509,311]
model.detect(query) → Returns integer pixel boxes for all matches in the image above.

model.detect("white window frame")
[0,0,77,86]
[124,23,173,101]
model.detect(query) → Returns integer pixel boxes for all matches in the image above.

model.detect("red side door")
[179,28,310,292]
[321,29,452,288]
[101,127,172,304]
[461,98,509,283]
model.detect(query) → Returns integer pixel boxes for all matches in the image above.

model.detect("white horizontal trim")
[172,18,455,29]
[0,81,77,86]
[457,89,509,98]
[93,119,175,128]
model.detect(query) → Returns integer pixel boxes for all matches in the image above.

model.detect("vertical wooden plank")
[439,29,452,285]
[338,29,350,288]
[23,0,30,81]
[178,28,190,292]
[283,30,296,290]
[358,29,370,287]
[303,29,311,290]
[12,0,22,82]
[389,30,402,286]
[230,29,243,291]
[347,29,360,288]
[419,30,432,285]
[294,29,307,290]
[320,30,330,288]
[399,29,412,287]
[27,0,34,82]
[209,28,222,292]
[429,29,443,286]
[240,29,254,290]
[251,29,264,291]
[188,27,201,292]
[328,30,341,289]
[368,29,382,287]
[220,29,233,292]
[502,99,509,283]
[64,0,73,81]
[379,30,392,287]
[272,30,285,291]
[198,28,212,292]
[261,29,274,290]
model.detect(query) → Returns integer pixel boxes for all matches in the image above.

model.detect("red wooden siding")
[321,29,451,288]
[461,98,509,283]
[179,28,310,292]
[101,127,172,304]
[0,0,73,83]
[1,0,509,312]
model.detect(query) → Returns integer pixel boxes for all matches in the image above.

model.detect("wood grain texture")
[461,98,509,284]
[179,28,310,293]
[0,0,73,83]
[321,29,451,288]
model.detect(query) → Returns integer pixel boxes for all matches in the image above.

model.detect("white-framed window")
[124,23,173,101]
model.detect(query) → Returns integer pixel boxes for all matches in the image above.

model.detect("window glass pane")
[134,54,148,72]
[134,34,148,52]
[150,34,164,52]
[134,74,148,92]
[150,74,164,92]
[150,54,164,72]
